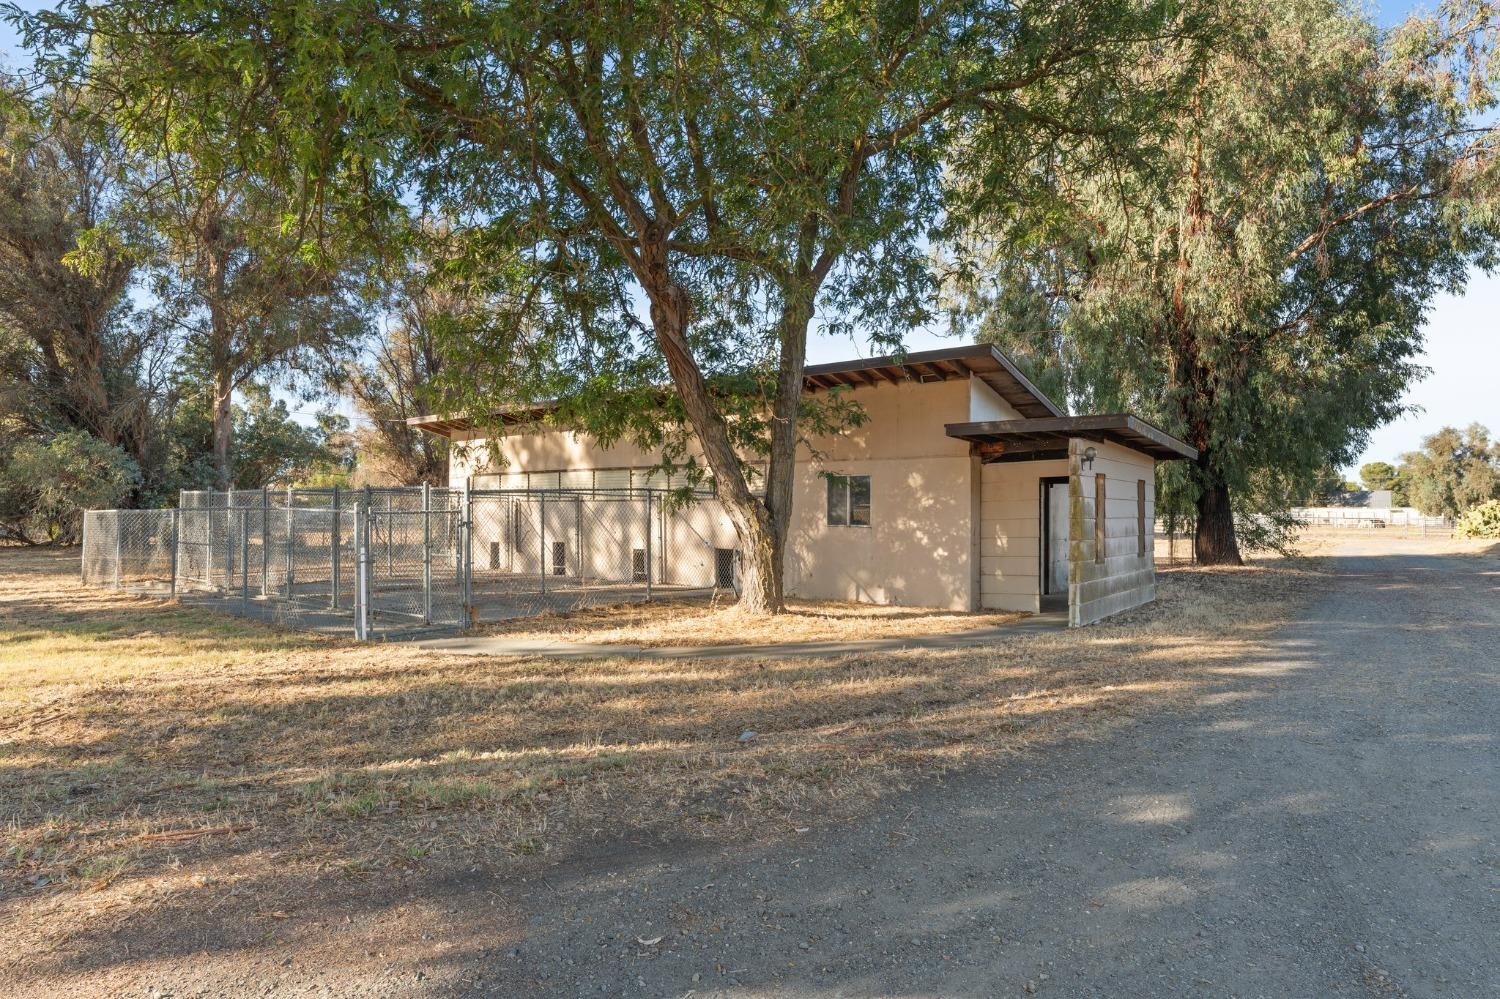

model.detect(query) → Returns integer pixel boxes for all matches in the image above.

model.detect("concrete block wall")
[1067,438,1156,626]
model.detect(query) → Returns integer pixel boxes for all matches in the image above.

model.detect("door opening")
[1042,477,1070,598]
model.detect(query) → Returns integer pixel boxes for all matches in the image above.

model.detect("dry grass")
[0,541,1342,979]
[480,594,1026,646]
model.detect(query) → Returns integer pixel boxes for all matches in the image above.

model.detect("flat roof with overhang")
[944,414,1198,463]
[408,343,1064,437]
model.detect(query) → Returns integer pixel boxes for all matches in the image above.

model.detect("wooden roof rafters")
[408,343,1067,437]
[801,343,1063,419]
[945,414,1198,462]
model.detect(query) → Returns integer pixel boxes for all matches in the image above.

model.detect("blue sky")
[4,1,1493,472]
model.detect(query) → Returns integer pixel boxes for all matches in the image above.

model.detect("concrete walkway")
[414,609,1068,659]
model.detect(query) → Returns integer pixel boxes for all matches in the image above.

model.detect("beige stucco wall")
[449,377,985,609]
[977,457,1070,613]
[968,377,1024,422]
[442,377,1167,617]
[1068,438,1157,625]
[464,488,739,591]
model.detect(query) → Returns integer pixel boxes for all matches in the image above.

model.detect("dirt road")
[478,536,1498,997]
[13,537,1496,997]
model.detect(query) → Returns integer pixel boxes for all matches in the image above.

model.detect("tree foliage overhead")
[59,53,379,491]
[139,163,373,491]
[949,0,1500,562]
[18,0,1203,608]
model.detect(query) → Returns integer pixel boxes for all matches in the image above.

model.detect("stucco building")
[411,343,1196,626]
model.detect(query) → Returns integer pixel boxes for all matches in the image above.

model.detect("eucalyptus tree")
[346,250,456,486]
[21,0,1196,609]
[6,22,379,491]
[950,0,1500,563]
[0,77,160,475]
[140,166,373,490]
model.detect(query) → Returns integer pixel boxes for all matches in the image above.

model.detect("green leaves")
[952,0,1500,553]
[1400,423,1500,518]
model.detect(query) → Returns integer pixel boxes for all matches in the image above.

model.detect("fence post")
[239,510,250,612]
[422,482,432,625]
[644,490,653,602]
[284,486,294,597]
[205,502,213,590]
[386,489,394,577]
[575,494,582,584]
[114,512,122,589]
[363,485,374,577]
[222,497,234,595]
[539,490,547,596]
[364,487,378,607]
[330,487,341,609]
[169,508,179,598]
[463,479,473,615]
[354,505,369,641]
[81,511,90,583]
[260,486,270,596]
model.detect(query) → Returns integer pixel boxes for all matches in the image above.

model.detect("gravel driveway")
[482,537,1498,998]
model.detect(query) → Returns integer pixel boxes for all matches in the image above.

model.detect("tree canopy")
[18,0,1205,608]
[1399,422,1500,518]
[0,78,159,486]
[949,0,1500,562]
[0,69,373,524]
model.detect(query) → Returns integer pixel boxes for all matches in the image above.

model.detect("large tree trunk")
[1193,453,1243,565]
[211,367,234,491]
[645,276,787,614]
[205,231,237,492]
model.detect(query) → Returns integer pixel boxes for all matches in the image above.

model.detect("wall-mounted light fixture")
[1082,446,1098,470]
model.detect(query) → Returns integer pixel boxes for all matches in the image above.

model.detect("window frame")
[1137,478,1147,558]
[826,473,872,528]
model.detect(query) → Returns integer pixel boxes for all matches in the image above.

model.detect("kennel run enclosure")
[81,485,740,638]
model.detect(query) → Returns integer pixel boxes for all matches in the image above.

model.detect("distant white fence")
[1287,507,1451,532]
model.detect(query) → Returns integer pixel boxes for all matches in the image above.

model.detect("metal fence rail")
[81,484,736,639]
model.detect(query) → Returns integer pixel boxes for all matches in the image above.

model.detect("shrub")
[0,431,140,543]
[1455,499,1500,539]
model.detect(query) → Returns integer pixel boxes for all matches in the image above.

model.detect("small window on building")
[552,541,567,576]
[1137,479,1147,558]
[632,548,648,583]
[826,474,872,527]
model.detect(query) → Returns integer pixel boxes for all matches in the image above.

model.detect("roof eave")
[802,343,1064,419]
[943,413,1198,462]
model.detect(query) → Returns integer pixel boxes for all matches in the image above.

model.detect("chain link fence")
[81,485,737,639]
[464,489,735,621]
